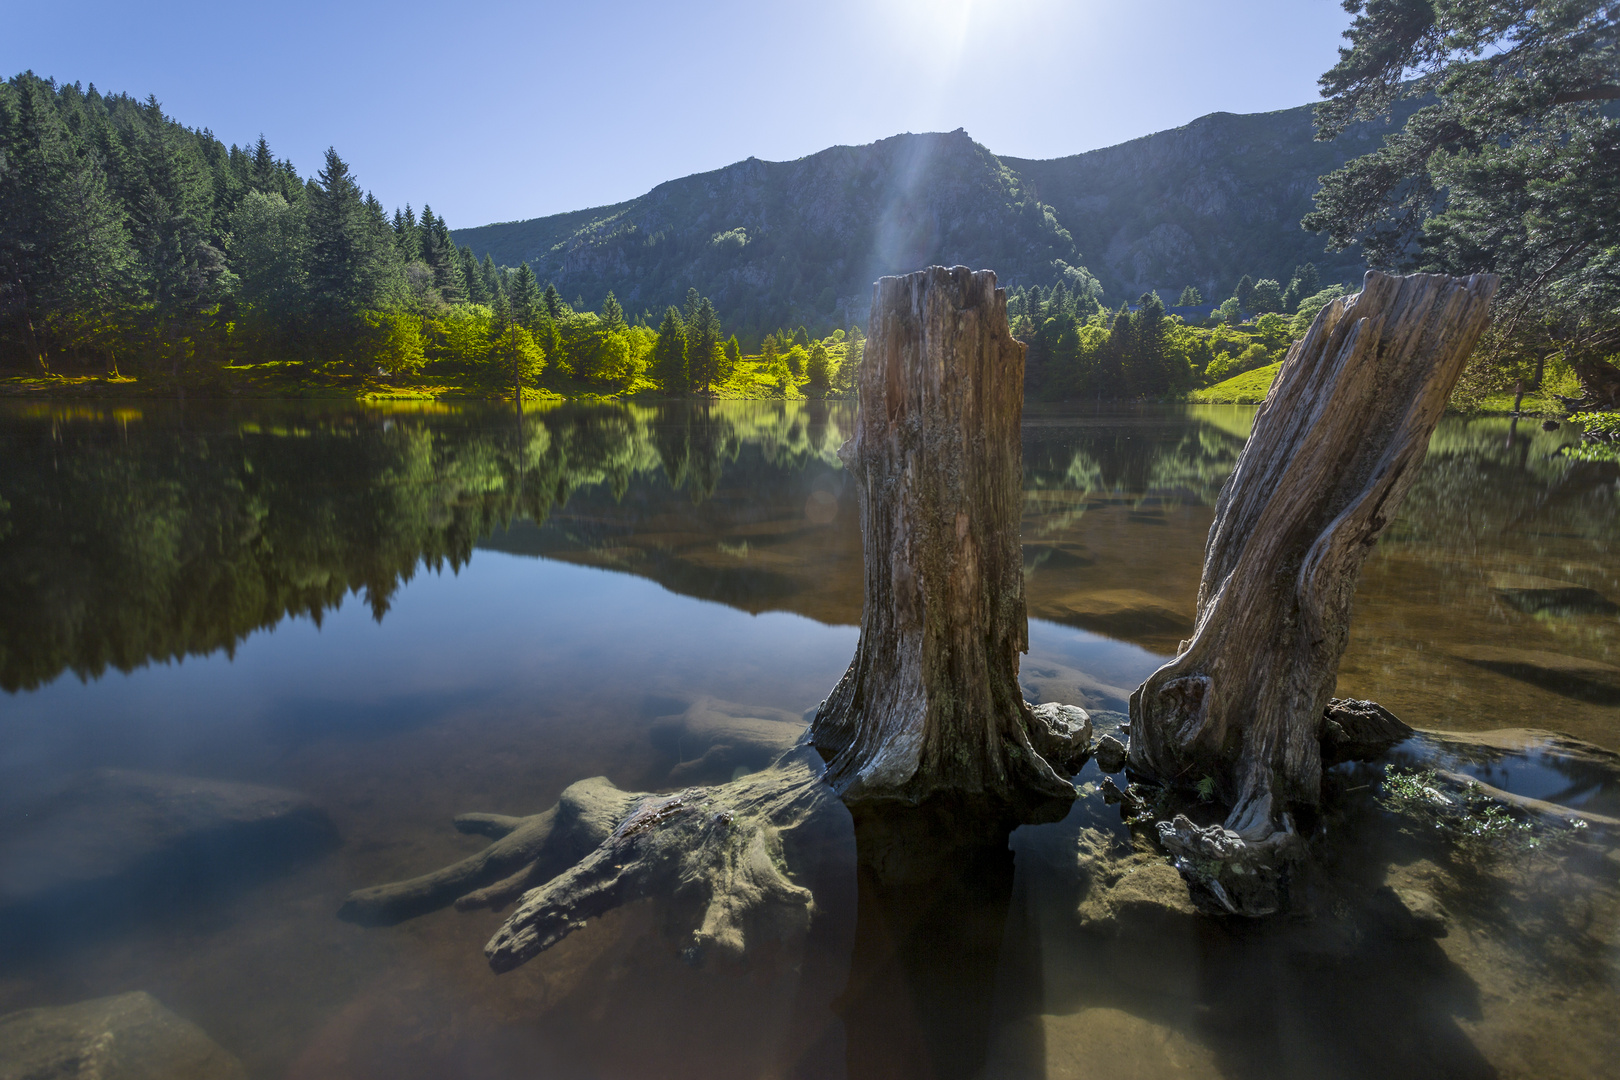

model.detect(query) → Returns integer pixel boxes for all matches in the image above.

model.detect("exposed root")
[485,748,835,973]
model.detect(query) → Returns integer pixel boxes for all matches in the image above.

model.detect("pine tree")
[792,325,809,348]
[542,282,564,320]
[459,246,488,304]
[509,263,540,327]
[0,73,133,371]
[418,206,464,303]
[1177,285,1202,306]
[651,306,688,393]
[601,290,626,333]
[686,296,722,391]
[806,341,831,395]
[250,135,277,193]
[480,253,501,301]
[1234,275,1255,313]
[392,204,420,262]
[306,148,397,323]
[834,326,863,393]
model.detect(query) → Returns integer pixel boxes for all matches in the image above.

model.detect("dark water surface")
[0,400,1616,1079]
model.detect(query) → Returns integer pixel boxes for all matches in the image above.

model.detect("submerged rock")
[648,697,805,785]
[1489,573,1618,616]
[1073,828,1199,934]
[1448,645,1620,703]
[1039,588,1194,647]
[0,991,247,1080]
[0,769,333,911]
[988,1007,1221,1080]
[1390,884,1448,935]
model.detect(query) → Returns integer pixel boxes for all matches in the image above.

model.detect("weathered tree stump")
[1129,271,1499,871]
[809,266,1089,811]
[341,269,1094,972]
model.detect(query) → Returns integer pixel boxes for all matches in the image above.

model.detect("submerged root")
[485,752,832,972]
[341,744,841,974]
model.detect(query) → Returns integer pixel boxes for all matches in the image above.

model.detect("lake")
[0,399,1616,1079]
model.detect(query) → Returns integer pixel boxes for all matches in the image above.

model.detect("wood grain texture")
[1128,270,1500,840]
[809,266,1086,808]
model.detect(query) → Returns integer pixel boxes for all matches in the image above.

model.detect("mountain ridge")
[454,100,1404,333]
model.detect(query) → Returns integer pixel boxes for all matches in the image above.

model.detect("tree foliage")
[1305,0,1620,405]
[0,73,735,395]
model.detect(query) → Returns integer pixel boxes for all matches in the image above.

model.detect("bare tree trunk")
[1129,271,1499,846]
[809,266,1088,811]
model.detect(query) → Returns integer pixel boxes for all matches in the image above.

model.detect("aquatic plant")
[1377,765,1569,861]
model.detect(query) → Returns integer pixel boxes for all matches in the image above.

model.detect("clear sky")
[7,0,1355,229]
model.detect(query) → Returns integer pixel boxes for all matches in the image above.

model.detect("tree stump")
[1129,271,1499,857]
[809,266,1089,811]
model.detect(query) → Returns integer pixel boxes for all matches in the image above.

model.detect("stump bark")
[1128,271,1499,848]
[808,266,1089,810]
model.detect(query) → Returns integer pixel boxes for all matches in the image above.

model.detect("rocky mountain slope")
[455,100,1404,334]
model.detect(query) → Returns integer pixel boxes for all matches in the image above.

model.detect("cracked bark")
[1128,271,1499,864]
[808,266,1089,813]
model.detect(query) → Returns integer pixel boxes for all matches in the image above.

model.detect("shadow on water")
[836,802,1033,1080]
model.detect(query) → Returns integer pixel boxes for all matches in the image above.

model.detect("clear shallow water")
[0,400,1616,1079]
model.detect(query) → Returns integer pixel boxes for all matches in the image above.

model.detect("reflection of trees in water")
[1021,413,1247,538]
[0,400,854,692]
[1389,418,1618,553]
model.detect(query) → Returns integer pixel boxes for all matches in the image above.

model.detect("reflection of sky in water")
[0,555,858,800]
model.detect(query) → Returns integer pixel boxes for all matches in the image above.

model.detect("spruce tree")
[1234,275,1256,313]
[686,296,722,391]
[651,306,688,393]
[481,253,501,301]
[306,148,396,323]
[0,73,133,371]
[806,341,831,395]
[542,282,564,320]
[459,246,488,304]
[834,327,862,394]
[509,262,540,327]
[1177,285,1202,306]
[601,290,626,333]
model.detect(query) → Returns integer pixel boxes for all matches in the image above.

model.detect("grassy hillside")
[1189,362,1283,404]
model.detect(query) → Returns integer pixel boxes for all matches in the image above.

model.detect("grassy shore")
[1190,361,1577,414]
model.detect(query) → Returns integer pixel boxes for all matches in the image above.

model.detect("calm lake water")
[0,399,1616,1079]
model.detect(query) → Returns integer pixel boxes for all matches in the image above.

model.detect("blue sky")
[8,0,1354,229]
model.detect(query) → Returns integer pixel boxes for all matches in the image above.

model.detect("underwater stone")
[0,991,248,1080]
[0,769,333,910]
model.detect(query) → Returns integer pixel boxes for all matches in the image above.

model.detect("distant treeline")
[3,70,1342,400]
[0,73,768,393]
[1007,268,1348,399]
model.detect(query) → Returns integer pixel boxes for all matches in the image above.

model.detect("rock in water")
[1490,573,1619,616]
[0,991,248,1080]
[1448,645,1620,703]
[0,769,333,910]
[1093,735,1128,774]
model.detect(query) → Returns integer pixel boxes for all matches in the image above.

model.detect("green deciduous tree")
[1250,278,1284,313]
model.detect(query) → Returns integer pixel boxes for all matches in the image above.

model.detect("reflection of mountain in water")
[4,401,1614,729]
